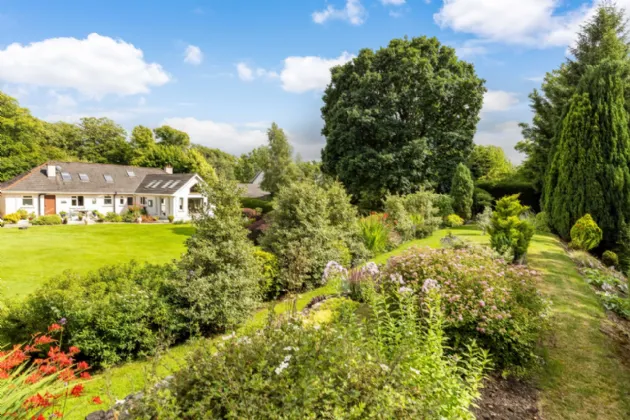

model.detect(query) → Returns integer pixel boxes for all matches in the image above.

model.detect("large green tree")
[450,163,474,220]
[77,117,132,164]
[518,4,630,190]
[544,59,630,246]
[261,123,298,195]
[154,125,191,148]
[467,145,513,180]
[235,146,270,182]
[193,145,238,180]
[321,36,485,205]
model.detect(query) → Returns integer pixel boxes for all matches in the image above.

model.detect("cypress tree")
[544,59,630,245]
[450,163,474,220]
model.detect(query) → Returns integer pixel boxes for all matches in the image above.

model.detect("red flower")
[24,345,39,353]
[48,324,63,332]
[31,415,45,420]
[77,361,89,370]
[25,372,42,384]
[0,369,9,379]
[69,346,80,355]
[58,368,76,382]
[34,335,54,346]
[80,371,92,380]
[92,395,103,405]
[24,393,51,408]
[39,364,58,375]
[70,383,84,397]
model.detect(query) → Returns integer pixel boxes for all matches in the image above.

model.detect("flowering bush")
[444,214,465,227]
[2,213,21,224]
[570,214,603,251]
[0,324,99,418]
[130,289,489,419]
[379,246,548,370]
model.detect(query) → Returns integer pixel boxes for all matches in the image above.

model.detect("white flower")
[362,262,379,276]
[322,261,347,284]
[313,325,321,330]
[221,331,236,341]
[410,367,420,375]
[275,361,289,375]
[379,363,390,372]
[399,286,413,294]
[390,273,405,285]
[421,278,439,293]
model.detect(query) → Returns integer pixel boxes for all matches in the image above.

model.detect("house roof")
[237,171,270,199]
[135,173,198,195]
[0,162,195,195]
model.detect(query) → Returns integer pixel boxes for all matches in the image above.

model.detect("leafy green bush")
[488,195,535,262]
[254,249,280,300]
[432,194,455,217]
[381,246,548,370]
[168,215,175,223]
[0,263,183,368]
[602,250,619,268]
[263,180,365,291]
[2,213,21,224]
[473,188,494,215]
[358,213,392,254]
[31,215,62,225]
[444,214,464,227]
[104,212,122,222]
[570,214,603,251]
[475,206,493,235]
[451,163,474,220]
[131,292,489,419]
[476,179,541,213]
[384,191,442,241]
[16,209,28,220]
[534,212,551,233]
[240,197,273,214]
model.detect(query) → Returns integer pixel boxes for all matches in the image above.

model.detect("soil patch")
[473,375,541,420]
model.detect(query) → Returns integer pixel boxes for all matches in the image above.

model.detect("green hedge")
[241,197,274,214]
[476,180,541,212]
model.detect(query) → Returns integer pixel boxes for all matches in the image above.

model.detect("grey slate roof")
[237,171,270,199]
[135,173,197,195]
[0,162,194,195]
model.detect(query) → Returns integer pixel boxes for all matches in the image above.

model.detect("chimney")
[165,164,173,175]
[47,164,56,178]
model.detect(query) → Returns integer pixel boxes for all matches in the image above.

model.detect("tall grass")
[359,214,391,254]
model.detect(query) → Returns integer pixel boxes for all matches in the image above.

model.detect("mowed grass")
[0,224,193,298]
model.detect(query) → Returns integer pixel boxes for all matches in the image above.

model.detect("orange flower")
[70,383,84,397]
[58,369,76,382]
[31,415,45,420]
[24,393,51,408]
[92,395,103,405]
[48,324,63,332]
[34,335,54,346]
[25,372,42,384]
[80,371,92,380]
[68,346,80,355]
[77,361,89,370]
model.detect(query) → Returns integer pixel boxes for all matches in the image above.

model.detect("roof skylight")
[79,173,89,182]
[61,172,72,181]
[104,174,114,183]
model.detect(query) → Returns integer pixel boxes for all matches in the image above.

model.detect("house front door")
[44,195,56,215]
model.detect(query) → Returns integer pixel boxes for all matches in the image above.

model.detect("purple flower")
[479,300,486,307]
[399,286,413,294]
[322,261,347,284]
[421,278,439,293]
[59,317,67,325]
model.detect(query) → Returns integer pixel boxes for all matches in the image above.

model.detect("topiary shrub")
[444,214,464,228]
[488,194,535,262]
[451,163,474,220]
[570,214,603,251]
[168,215,175,223]
[602,250,619,269]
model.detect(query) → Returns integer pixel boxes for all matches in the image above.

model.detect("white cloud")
[454,39,488,58]
[163,117,268,155]
[433,0,621,48]
[381,0,405,4]
[312,0,367,26]
[44,105,169,123]
[137,96,147,106]
[48,90,77,108]
[236,63,254,81]
[474,121,524,163]
[526,75,544,82]
[184,45,203,65]
[0,33,170,98]
[280,52,354,93]
[483,90,519,112]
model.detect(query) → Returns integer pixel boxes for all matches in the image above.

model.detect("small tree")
[488,195,535,262]
[570,214,603,251]
[174,177,262,335]
[450,163,474,220]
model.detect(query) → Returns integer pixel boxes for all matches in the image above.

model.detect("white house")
[0,162,206,221]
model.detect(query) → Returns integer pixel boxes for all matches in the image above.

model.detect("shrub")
[0,263,183,368]
[121,211,137,223]
[130,291,489,419]
[475,206,493,235]
[16,209,28,220]
[381,246,548,370]
[31,215,63,225]
[254,249,281,300]
[168,215,175,223]
[2,213,21,224]
[476,179,541,213]
[602,250,620,268]
[358,213,392,254]
[104,212,122,223]
[570,214,603,251]
[384,191,441,241]
[432,194,455,217]
[173,178,262,336]
[242,208,260,219]
[240,197,273,214]
[384,194,415,240]
[473,188,494,214]
[444,214,464,227]
[488,195,535,262]
[451,163,474,220]
[263,181,364,291]
[534,212,551,233]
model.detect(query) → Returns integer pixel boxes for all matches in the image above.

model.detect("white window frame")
[148,199,154,207]
[179,197,184,211]
[140,197,147,205]
[104,196,113,205]
[22,196,34,207]
[71,196,84,207]
[119,197,125,205]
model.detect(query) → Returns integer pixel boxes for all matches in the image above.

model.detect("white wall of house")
[1,194,39,216]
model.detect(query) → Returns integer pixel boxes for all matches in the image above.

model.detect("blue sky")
[0,0,619,161]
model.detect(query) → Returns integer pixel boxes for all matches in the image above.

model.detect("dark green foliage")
[75,117,132,164]
[173,178,262,335]
[261,123,298,195]
[544,60,630,246]
[0,263,182,368]
[31,215,62,225]
[570,214,603,251]
[154,125,191,148]
[240,197,273,213]
[235,146,269,183]
[432,194,455,217]
[519,4,630,191]
[473,188,494,214]
[602,250,620,268]
[193,145,238,180]
[468,145,513,180]
[321,36,485,203]
[489,195,535,262]
[450,163,474,220]
[476,179,541,212]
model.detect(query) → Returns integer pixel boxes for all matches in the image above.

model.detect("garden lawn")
[0,224,193,298]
